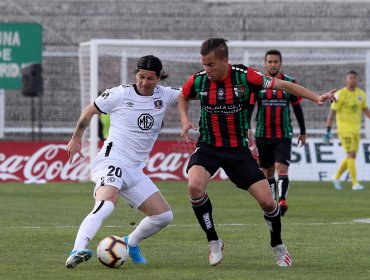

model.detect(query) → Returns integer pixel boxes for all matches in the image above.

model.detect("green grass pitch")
[0,180,369,280]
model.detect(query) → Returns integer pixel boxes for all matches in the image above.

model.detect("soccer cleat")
[209,239,224,266]
[278,200,288,216]
[65,249,93,268]
[123,236,147,264]
[272,243,292,267]
[331,176,342,190]
[352,183,364,191]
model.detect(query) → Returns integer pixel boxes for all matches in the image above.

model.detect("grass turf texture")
[0,180,369,280]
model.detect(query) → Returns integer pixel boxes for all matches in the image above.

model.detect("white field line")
[1,219,369,229]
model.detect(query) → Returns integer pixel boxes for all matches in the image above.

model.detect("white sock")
[128,210,173,247]
[72,200,115,251]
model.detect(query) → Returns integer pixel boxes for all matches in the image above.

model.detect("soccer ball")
[97,235,129,268]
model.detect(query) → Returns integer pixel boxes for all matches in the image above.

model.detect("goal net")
[79,39,370,180]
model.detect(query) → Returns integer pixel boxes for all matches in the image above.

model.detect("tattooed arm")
[66,104,100,163]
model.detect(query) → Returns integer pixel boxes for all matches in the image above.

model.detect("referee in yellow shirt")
[324,70,370,190]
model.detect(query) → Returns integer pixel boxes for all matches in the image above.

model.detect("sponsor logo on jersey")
[127,101,134,107]
[154,99,163,109]
[138,114,154,130]
[199,91,208,96]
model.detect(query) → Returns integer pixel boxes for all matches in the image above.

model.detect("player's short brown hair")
[200,38,229,59]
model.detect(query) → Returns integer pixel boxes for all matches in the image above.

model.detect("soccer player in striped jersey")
[249,50,306,216]
[178,38,336,267]
[324,70,370,190]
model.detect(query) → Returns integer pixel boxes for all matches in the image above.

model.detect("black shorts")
[255,138,291,168]
[186,144,266,190]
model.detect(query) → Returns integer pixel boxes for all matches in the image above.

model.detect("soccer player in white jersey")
[65,55,180,268]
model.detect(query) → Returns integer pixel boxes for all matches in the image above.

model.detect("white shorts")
[91,155,158,209]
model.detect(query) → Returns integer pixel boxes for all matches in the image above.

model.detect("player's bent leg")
[125,191,173,264]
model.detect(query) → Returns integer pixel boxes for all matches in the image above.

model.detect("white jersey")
[94,84,179,169]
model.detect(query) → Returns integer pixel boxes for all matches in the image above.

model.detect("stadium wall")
[2,0,370,139]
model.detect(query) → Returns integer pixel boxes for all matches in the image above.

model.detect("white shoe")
[352,183,364,191]
[209,239,224,266]
[65,249,93,268]
[272,243,292,267]
[331,176,342,190]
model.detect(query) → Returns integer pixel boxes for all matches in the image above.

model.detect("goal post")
[79,39,370,167]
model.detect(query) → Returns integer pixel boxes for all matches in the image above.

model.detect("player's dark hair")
[265,50,282,62]
[347,70,358,76]
[136,55,168,80]
[200,38,229,59]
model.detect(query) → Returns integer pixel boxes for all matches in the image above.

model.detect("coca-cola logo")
[0,141,228,183]
[0,144,90,183]
[145,151,228,181]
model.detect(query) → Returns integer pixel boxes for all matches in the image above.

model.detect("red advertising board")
[0,141,227,183]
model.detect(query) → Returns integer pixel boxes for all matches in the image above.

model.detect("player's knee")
[150,210,173,226]
[188,181,206,198]
[260,198,277,212]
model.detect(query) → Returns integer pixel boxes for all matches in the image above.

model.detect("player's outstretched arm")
[67,104,100,163]
[363,108,370,119]
[273,79,336,105]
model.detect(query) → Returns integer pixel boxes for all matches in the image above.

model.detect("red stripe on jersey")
[275,89,282,138]
[227,114,238,147]
[275,106,282,138]
[265,106,272,138]
[250,92,256,104]
[182,75,195,98]
[211,114,222,146]
[209,82,217,105]
[225,75,233,105]
[265,89,273,138]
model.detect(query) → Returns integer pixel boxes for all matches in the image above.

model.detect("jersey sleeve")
[181,75,198,99]
[94,88,123,114]
[330,89,343,111]
[360,90,368,109]
[163,86,181,105]
[246,67,275,89]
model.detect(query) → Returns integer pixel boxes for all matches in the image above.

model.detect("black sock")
[267,177,277,201]
[264,203,282,247]
[190,193,218,241]
[278,175,289,201]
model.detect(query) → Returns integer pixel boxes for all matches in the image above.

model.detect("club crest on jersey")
[234,86,245,97]
[154,99,163,109]
[263,76,273,88]
[101,91,109,99]
[358,95,363,102]
[217,88,225,100]
[127,101,134,107]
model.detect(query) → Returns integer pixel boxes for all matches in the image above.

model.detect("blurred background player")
[249,50,306,216]
[324,70,370,190]
[178,38,335,267]
[65,55,179,268]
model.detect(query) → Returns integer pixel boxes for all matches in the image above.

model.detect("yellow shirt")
[330,87,368,134]
[100,114,110,140]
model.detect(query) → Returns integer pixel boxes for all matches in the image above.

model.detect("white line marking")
[1,219,369,229]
